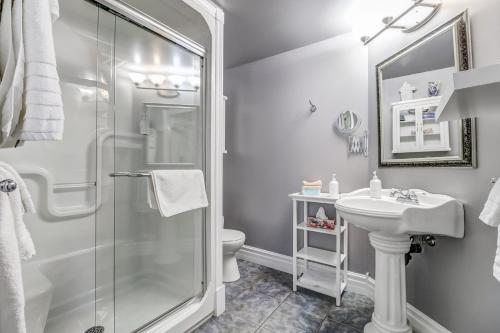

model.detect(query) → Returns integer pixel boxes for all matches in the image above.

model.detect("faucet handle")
[390,188,401,197]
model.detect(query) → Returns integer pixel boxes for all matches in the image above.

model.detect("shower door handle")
[109,171,151,178]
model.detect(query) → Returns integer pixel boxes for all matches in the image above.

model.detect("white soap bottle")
[329,174,339,199]
[370,171,382,199]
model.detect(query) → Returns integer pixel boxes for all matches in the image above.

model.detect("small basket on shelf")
[306,216,335,230]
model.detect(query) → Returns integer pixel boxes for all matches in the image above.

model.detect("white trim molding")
[236,245,452,333]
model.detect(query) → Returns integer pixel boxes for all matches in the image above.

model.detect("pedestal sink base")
[364,321,412,333]
[364,232,412,333]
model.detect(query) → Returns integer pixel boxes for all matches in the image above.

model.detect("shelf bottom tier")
[296,265,347,298]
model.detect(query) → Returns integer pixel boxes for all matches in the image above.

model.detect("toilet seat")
[223,229,245,243]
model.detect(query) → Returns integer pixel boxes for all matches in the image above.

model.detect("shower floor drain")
[84,326,105,333]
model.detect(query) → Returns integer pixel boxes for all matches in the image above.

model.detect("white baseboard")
[236,245,451,333]
[236,244,292,273]
[215,284,225,316]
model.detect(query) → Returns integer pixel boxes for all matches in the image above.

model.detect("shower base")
[44,278,188,333]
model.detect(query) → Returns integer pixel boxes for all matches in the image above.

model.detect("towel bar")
[109,171,151,178]
[0,179,17,193]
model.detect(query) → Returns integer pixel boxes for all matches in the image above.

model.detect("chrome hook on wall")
[309,100,317,113]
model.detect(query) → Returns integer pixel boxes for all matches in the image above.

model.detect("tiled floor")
[194,260,374,333]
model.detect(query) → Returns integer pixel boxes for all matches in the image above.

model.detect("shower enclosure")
[0,0,224,332]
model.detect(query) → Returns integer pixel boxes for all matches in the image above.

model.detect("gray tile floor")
[194,260,374,333]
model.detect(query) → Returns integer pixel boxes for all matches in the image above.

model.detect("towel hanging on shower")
[149,169,209,218]
[17,0,64,141]
[0,0,63,145]
[0,0,25,147]
[0,192,27,333]
[0,0,17,144]
[0,165,36,260]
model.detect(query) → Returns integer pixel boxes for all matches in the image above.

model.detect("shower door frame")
[91,0,225,332]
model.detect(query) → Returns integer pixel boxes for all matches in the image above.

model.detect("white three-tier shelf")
[289,192,348,306]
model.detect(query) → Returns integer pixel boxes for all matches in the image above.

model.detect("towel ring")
[0,179,17,193]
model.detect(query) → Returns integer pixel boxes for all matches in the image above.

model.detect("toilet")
[222,229,246,282]
[22,264,53,333]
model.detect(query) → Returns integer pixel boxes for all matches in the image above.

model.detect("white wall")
[224,33,373,273]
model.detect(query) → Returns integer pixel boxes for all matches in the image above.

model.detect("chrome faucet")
[390,188,419,204]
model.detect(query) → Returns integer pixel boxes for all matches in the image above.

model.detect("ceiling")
[214,0,352,68]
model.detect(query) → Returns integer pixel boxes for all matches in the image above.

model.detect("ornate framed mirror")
[377,11,476,167]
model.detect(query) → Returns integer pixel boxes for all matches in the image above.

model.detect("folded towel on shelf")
[302,180,322,187]
[480,180,500,282]
[0,192,27,333]
[149,170,208,218]
[0,167,36,260]
[19,0,64,141]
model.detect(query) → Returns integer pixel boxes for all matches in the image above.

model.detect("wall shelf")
[290,192,348,306]
[437,63,500,121]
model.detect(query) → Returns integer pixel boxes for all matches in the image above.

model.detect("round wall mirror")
[335,110,361,135]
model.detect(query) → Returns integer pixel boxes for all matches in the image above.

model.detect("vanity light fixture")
[149,74,166,87]
[188,76,201,89]
[168,75,185,88]
[128,72,146,86]
[359,0,441,45]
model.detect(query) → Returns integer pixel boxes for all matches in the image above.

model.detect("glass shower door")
[97,9,206,333]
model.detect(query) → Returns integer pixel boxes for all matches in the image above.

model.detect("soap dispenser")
[329,174,339,199]
[370,171,382,199]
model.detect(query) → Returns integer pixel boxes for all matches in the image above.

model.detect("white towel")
[0,167,36,260]
[480,181,500,227]
[19,0,64,141]
[0,162,35,213]
[149,170,208,218]
[0,0,16,128]
[480,181,500,282]
[0,193,27,333]
[0,0,25,147]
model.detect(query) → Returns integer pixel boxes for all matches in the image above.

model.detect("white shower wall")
[0,0,207,331]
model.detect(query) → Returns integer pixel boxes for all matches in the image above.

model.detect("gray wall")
[368,0,500,332]
[224,34,374,274]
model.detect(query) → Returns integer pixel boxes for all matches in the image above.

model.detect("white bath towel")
[149,170,208,218]
[480,180,500,282]
[0,193,27,333]
[0,0,25,147]
[0,0,16,132]
[480,181,500,227]
[0,167,36,260]
[19,0,64,141]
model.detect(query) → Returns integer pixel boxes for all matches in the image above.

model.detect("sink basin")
[335,188,464,333]
[335,188,464,238]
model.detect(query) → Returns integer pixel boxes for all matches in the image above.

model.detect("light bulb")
[168,75,185,88]
[351,0,414,42]
[188,76,201,89]
[149,74,166,86]
[129,72,146,86]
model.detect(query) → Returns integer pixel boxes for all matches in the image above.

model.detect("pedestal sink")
[335,188,464,333]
